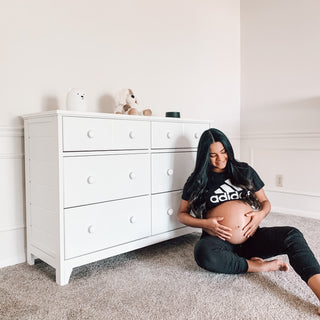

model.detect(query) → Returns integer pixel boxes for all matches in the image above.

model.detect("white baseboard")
[0,256,26,269]
[0,227,26,268]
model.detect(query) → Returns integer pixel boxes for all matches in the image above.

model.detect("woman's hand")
[177,200,232,241]
[243,189,271,238]
[242,211,264,238]
[203,217,232,241]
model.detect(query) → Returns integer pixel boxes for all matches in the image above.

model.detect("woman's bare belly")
[206,200,253,244]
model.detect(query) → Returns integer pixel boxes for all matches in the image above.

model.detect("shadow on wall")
[16,95,59,127]
[42,96,59,111]
[39,94,116,114]
[98,94,116,114]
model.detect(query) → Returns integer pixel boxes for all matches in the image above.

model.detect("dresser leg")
[56,267,73,286]
[27,253,35,265]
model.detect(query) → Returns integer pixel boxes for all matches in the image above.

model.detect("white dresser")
[23,110,211,285]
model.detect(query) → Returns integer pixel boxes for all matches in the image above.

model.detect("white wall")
[0,0,240,267]
[241,0,320,218]
[1,0,240,130]
[241,0,320,134]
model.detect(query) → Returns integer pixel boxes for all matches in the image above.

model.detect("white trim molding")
[0,126,24,137]
[266,188,320,199]
[0,225,25,233]
[266,189,320,220]
[241,130,320,220]
[0,154,24,159]
[271,207,320,220]
[241,131,320,140]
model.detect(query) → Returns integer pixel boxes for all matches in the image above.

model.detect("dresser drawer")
[64,153,150,207]
[151,152,196,194]
[151,122,208,149]
[152,191,185,235]
[64,196,151,259]
[63,117,149,151]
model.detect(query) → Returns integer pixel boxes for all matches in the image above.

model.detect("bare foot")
[250,257,264,262]
[247,257,289,272]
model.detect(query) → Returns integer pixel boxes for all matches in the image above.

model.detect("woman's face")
[209,141,228,173]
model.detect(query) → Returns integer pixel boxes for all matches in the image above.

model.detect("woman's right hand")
[177,200,232,241]
[203,217,232,241]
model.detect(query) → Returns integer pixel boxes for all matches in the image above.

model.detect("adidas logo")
[210,179,243,204]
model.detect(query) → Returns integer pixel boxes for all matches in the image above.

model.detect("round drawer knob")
[166,132,172,139]
[167,169,174,176]
[129,216,136,224]
[167,208,174,216]
[87,130,95,138]
[87,176,96,184]
[129,172,136,180]
[129,131,135,139]
[88,225,94,234]
[194,132,199,139]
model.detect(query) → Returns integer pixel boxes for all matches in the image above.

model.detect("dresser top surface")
[22,110,213,124]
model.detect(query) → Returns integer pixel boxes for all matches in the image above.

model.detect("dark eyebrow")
[210,148,225,155]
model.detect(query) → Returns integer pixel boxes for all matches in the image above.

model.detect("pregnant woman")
[177,128,320,314]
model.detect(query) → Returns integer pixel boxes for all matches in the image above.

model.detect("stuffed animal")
[66,88,88,111]
[113,88,152,116]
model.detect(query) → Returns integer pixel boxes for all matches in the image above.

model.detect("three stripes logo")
[210,179,243,204]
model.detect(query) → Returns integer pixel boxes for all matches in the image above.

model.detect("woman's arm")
[177,199,232,240]
[242,188,271,238]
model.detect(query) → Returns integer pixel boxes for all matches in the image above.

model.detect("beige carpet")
[1,212,320,320]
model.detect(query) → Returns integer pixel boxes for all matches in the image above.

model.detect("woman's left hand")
[242,211,264,238]
[243,189,271,238]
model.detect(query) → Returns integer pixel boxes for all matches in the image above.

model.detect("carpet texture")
[1,212,320,320]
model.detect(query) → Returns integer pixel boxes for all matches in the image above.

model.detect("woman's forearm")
[260,199,271,218]
[178,212,208,229]
[255,189,271,219]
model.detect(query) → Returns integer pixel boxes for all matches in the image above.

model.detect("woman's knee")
[281,226,308,253]
[194,241,224,272]
[193,238,244,273]
[285,227,304,242]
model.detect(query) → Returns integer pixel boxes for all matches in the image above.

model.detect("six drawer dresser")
[23,110,212,285]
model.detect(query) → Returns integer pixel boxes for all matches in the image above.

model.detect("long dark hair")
[184,128,260,218]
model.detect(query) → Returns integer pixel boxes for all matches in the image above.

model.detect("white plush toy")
[66,88,88,111]
[113,88,152,116]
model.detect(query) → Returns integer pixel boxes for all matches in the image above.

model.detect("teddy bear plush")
[113,88,152,116]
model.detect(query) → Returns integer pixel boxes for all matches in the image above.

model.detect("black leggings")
[194,226,320,283]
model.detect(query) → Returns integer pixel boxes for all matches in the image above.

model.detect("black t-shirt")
[182,166,265,212]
